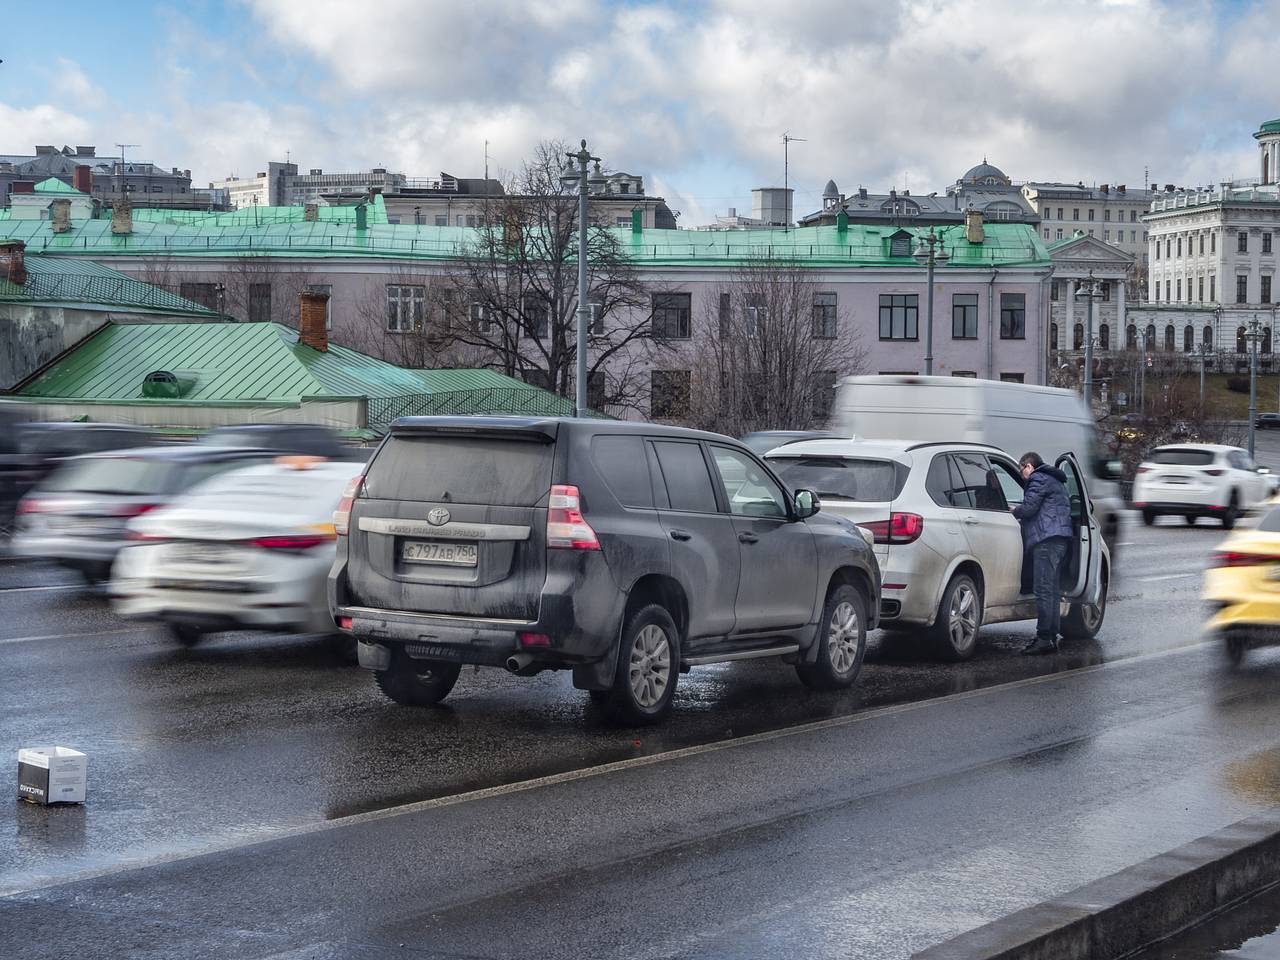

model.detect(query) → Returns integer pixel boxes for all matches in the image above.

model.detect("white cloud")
[0,103,92,149]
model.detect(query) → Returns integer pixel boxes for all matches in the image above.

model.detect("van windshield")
[363,435,554,505]
[768,457,906,501]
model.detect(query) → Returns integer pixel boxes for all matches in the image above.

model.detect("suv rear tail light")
[547,484,600,550]
[333,473,365,536]
[857,512,925,545]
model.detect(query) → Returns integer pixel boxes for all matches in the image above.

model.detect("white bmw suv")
[765,439,1110,660]
[1131,444,1271,529]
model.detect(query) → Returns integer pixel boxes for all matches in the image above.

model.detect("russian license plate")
[402,540,478,566]
[170,542,233,565]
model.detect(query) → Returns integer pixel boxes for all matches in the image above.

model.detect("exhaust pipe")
[505,652,536,674]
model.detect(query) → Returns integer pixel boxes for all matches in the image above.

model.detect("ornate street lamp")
[559,140,601,417]
[1074,271,1103,411]
[913,230,950,375]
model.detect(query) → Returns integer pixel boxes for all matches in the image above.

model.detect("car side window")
[952,452,1008,511]
[591,436,654,508]
[710,446,789,519]
[1057,458,1085,523]
[989,459,1025,506]
[926,454,963,508]
[652,441,719,514]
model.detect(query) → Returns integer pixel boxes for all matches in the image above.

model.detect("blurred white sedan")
[110,457,359,649]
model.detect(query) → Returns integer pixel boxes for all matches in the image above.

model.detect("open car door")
[1056,452,1104,605]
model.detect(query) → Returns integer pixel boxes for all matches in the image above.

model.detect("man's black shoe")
[1022,637,1057,656]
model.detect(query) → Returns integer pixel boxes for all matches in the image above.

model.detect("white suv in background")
[765,439,1109,660]
[1132,444,1271,529]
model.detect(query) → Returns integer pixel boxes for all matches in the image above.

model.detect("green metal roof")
[1259,119,1280,135]
[34,178,84,195]
[0,207,1049,268]
[130,193,390,227]
[16,321,574,427]
[0,254,221,317]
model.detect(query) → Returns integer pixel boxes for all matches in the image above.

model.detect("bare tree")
[447,139,660,412]
[684,255,866,434]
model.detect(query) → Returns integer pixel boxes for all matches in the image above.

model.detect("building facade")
[0,145,227,211]
[1046,234,1135,356]
[1023,182,1156,266]
[217,162,408,209]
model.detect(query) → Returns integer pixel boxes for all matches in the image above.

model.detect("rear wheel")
[796,584,867,690]
[1142,510,1156,527]
[602,603,679,726]
[1185,515,1197,526]
[931,573,982,661]
[1222,493,1239,530]
[1063,568,1108,641]
[166,622,205,648]
[374,651,461,707]
[1222,629,1247,666]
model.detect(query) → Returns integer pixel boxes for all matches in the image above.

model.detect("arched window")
[1099,323,1110,350]
[1203,325,1213,348]
[1164,324,1175,351]
[1184,326,1195,352]
[1050,322,1059,349]
[1265,328,1274,354]
[1126,324,1138,350]
[1237,326,1247,352]
[1145,324,1156,350]
[1073,323,1084,350]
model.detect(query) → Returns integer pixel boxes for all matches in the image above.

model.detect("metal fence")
[367,388,602,432]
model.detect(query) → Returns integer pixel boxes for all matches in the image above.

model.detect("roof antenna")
[782,132,806,233]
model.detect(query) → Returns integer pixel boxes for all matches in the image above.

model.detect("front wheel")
[797,584,868,690]
[1063,570,1108,641]
[166,622,205,647]
[374,652,461,707]
[1222,629,1246,666]
[1142,510,1156,527]
[931,573,982,661]
[601,603,679,726]
[1222,493,1239,530]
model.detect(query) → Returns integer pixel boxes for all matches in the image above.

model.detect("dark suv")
[329,417,881,724]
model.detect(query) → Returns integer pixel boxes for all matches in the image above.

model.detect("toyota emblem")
[427,507,451,526]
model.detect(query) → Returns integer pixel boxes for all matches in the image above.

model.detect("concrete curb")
[913,808,1280,960]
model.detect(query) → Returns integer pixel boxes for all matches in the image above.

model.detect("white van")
[831,375,1123,558]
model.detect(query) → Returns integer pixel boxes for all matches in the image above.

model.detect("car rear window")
[1150,448,1215,466]
[363,435,554,506]
[42,456,173,496]
[769,456,907,502]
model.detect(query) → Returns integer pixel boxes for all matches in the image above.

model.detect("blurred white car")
[110,457,358,648]
[1131,444,1271,528]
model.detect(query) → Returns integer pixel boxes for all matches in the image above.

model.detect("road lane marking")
[0,627,136,646]
[0,584,82,594]
[1138,573,1200,583]
[0,635,1218,899]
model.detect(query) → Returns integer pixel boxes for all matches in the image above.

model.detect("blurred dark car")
[739,430,837,456]
[0,422,155,538]
[11,446,272,581]
[1256,413,1280,430]
[199,424,359,459]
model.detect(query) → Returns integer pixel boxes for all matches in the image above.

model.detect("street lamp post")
[913,230,950,375]
[1246,315,1263,459]
[1195,343,1214,410]
[1074,272,1103,412]
[560,140,601,418]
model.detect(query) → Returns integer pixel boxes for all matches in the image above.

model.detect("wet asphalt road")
[1,510,1278,958]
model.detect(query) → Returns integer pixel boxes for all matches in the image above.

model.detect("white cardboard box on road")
[17,747,87,805]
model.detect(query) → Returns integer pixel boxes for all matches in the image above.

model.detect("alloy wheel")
[949,583,979,652]
[826,600,861,674]
[629,624,671,708]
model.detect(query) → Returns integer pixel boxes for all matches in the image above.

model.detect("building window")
[1130,210,1137,223]
[652,292,691,339]
[812,292,838,339]
[1239,232,1249,254]
[1050,281,1060,301]
[1264,276,1273,304]
[1088,229,1094,237]
[248,283,272,323]
[952,294,979,339]
[889,233,912,257]
[1072,208,1079,221]
[999,373,1025,383]
[434,215,448,226]
[1057,208,1064,220]
[1126,324,1137,350]
[1145,324,1156,350]
[1211,232,1216,253]
[523,294,549,339]
[615,217,631,227]
[879,294,919,340]
[1237,326,1247,352]
[1266,233,1274,255]
[1176,279,1182,302]
[1203,325,1213,348]
[1266,328,1274,354]
[744,296,762,337]
[589,297,605,336]
[1165,279,1171,301]
[179,283,219,311]
[1056,228,1063,240]
[1099,323,1110,350]
[1043,229,1050,240]
[386,284,425,332]
[1198,276,1204,302]
[1155,242,1160,261]
[999,293,1026,339]
[650,370,691,420]
[469,300,491,334]
[306,283,332,330]
[1101,282,1111,302]
[1073,323,1084,350]
[1200,234,1205,256]
[1050,322,1059,349]
[1104,209,1112,222]
[1238,275,1249,304]
[1184,326,1194,352]
[1165,238,1172,259]
[1103,230,1110,242]
[718,292,731,339]
[1210,275,1216,301]
[1088,208,1095,221]
[1131,231,1137,243]
[1164,324,1175,351]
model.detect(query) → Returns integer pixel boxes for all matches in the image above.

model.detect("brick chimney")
[50,198,72,234]
[111,196,133,235]
[964,206,985,243]
[74,164,93,194]
[298,290,330,352]
[0,241,27,285]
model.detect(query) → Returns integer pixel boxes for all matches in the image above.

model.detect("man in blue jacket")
[1012,452,1074,655]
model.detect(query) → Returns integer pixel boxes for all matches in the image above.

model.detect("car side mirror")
[794,489,821,519]
[1103,459,1123,480]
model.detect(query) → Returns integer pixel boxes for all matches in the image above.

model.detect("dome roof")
[1257,118,1280,136]
[822,179,840,198]
[961,160,1009,183]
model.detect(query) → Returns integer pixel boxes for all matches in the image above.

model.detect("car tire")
[1063,568,1108,641]
[324,632,358,664]
[1185,515,1197,526]
[1222,493,1239,530]
[601,603,679,726]
[166,622,205,648]
[931,572,982,661]
[1222,628,1247,666]
[374,651,462,707]
[796,583,868,690]
[1142,510,1156,527]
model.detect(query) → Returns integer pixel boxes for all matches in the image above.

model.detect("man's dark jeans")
[1033,537,1070,640]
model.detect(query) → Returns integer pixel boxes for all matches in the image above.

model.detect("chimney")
[50,198,72,234]
[111,196,133,235]
[0,241,27,285]
[298,290,330,352]
[74,164,92,194]
[1100,184,1109,194]
[304,202,319,222]
[1117,185,1126,194]
[858,187,868,200]
[1165,184,1175,192]
[11,181,34,195]
[964,207,985,243]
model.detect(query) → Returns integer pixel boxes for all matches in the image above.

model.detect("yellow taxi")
[1204,501,1280,663]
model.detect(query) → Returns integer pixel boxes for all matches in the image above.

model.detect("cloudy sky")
[2,0,1276,225]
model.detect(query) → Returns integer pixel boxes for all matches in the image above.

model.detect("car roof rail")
[903,440,1006,453]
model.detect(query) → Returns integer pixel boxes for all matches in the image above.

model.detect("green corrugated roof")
[0,208,1049,268]
[0,254,221,317]
[130,193,390,227]
[34,178,84,195]
[17,320,549,406]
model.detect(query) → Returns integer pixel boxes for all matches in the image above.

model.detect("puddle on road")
[1131,882,1280,958]
[1224,747,1280,806]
